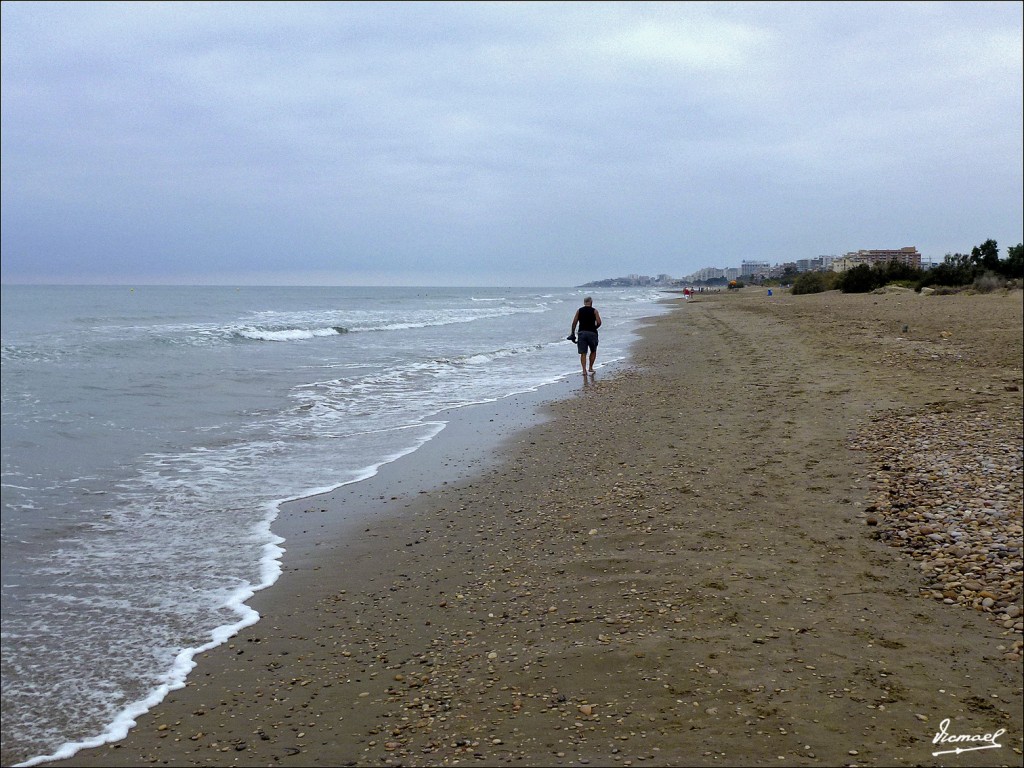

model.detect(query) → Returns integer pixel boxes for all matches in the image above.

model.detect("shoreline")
[11,322,641,768]
[267,366,587,569]
[34,288,1023,768]
[16,377,592,768]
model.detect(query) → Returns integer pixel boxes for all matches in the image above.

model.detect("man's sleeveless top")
[578,306,598,333]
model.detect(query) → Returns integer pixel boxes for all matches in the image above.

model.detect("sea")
[0,284,670,766]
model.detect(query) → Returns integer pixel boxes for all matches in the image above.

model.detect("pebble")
[851,405,1023,655]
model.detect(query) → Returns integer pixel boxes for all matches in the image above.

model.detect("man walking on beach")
[570,296,602,375]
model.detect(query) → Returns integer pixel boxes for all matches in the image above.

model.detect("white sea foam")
[236,326,346,342]
[13,517,283,768]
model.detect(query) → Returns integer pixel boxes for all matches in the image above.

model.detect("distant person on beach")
[570,296,602,375]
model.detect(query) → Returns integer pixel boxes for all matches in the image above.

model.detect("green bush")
[839,261,928,293]
[918,258,973,290]
[838,264,877,293]
[791,271,836,294]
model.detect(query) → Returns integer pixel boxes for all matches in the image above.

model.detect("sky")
[1,1,1022,287]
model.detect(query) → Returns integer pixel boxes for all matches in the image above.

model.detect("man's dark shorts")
[576,330,598,354]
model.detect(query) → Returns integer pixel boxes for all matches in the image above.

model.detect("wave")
[232,305,552,342]
[234,326,348,342]
[4,298,562,357]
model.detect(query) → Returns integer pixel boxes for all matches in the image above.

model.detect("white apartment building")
[740,261,771,278]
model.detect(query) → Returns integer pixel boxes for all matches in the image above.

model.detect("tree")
[778,266,800,282]
[970,239,1000,272]
[1003,243,1023,278]
[919,252,974,289]
[838,264,876,293]
[876,260,922,285]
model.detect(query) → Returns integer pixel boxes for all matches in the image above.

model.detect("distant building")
[740,260,771,279]
[686,266,727,282]
[795,256,829,273]
[581,273,681,288]
[683,266,746,283]
[832,247,921,272]
[770,262,799,279]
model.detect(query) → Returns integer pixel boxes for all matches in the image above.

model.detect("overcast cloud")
[2,1,1021,286]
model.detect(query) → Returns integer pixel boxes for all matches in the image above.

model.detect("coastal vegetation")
[790,239,1023,295]
[790,270,840,294]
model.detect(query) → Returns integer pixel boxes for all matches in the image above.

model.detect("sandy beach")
[38,287,1022,768]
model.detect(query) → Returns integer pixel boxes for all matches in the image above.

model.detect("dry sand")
[42,287,1023,768]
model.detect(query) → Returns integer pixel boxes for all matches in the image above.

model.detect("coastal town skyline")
[585,245,935,286]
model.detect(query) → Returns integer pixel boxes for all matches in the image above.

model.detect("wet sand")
[42,287,1023,768]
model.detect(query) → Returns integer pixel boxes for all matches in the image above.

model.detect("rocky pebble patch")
[850,402,1023,661]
